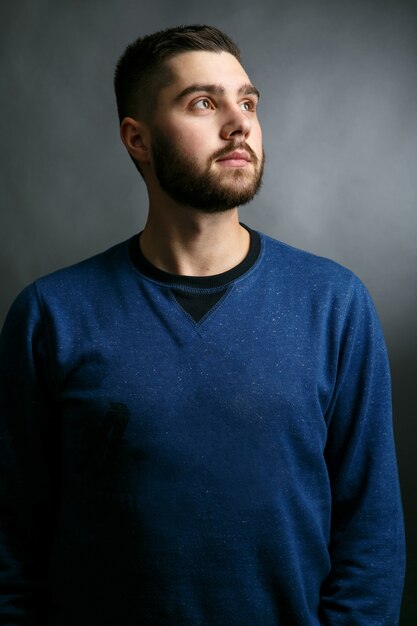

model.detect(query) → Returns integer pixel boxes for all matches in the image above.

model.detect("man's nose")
[220,105,251,140]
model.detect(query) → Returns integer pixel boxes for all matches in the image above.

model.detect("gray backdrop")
[1,0,416,622]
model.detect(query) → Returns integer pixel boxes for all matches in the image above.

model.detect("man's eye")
[241,101,254,112]
[193,98,212,110]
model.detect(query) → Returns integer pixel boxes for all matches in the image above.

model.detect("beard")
[150,128,265,213]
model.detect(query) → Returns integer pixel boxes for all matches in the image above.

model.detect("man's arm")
[320,279,405,625]
[0,285,57,624]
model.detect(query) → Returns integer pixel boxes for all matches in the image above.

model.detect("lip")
[217,150,251,163]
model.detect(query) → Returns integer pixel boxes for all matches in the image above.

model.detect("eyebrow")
[174,82,260,103]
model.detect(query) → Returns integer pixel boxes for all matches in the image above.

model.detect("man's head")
[114,25,241,124]
[115,25,264,212]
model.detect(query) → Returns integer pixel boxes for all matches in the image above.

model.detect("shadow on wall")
[391,347,417,626]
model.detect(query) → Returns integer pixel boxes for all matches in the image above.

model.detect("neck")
[139,199,250,277]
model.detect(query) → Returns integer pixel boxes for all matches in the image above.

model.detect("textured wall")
[1,0,416,622]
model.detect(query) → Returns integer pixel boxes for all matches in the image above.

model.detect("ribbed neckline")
[129,224,261,290]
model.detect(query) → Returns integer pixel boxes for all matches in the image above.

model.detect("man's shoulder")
[35,236,134,291]
[5,236,135,324]
[259,231,359,287]
[256,231,379,331]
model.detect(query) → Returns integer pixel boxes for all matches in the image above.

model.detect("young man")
[0,25,405,625]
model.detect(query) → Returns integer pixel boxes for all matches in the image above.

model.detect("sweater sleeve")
[0,284,58,624]
[320,278,405,625]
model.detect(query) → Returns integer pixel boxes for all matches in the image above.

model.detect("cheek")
[165,125,207,157]
[165,114,219,145]
[251,124,263,159]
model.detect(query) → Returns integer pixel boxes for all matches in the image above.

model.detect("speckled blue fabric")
[0,231,405,625]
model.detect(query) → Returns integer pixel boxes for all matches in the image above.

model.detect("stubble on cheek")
[150,126,265,211]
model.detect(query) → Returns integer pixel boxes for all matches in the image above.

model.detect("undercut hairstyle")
[114,25,241,124]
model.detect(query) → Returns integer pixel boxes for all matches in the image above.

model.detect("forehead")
[163,50,251,95]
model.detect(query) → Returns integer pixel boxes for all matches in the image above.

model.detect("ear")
[119,117,150,165]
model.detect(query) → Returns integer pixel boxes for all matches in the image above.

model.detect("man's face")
[148,51,264,212]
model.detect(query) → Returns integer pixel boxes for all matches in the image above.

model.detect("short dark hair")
[114,25,241,124]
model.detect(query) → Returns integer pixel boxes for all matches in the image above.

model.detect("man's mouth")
[216,150,252,167]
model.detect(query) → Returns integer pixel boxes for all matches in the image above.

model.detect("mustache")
[210,142,259,164]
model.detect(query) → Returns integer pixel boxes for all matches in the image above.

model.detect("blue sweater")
[0,231,405,625]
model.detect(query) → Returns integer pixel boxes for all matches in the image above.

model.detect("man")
[0,25,405,625]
